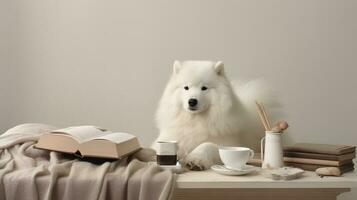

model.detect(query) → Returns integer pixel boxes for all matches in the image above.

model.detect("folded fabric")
[0,123,174,200]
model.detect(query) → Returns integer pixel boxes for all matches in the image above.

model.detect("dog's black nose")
[188,98,198,107]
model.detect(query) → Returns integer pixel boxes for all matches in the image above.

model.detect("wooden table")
[173,170,357,200]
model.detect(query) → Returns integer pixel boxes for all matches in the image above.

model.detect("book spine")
[285,162,320,171]
[284,151,339,161]
[283,157,341,166]
[341,167,355,174]
[284,151,356,162]
[248,158,352,167]
[284,147,355,155]
[285,162,354,172]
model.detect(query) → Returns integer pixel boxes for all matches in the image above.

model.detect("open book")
[35,126,141,159]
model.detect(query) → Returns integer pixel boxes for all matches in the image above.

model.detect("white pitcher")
[260,131,284,169]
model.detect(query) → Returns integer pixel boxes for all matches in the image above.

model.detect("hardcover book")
[284,143,356,155]
[35,126,141,159]
[284,151,355,162]
[283,157,352,167]
[285,162,354,173]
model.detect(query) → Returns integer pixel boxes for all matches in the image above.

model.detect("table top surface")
[176,169,357,189]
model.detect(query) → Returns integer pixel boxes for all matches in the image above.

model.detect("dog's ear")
[214,61,224,75]
[173,60,182,74]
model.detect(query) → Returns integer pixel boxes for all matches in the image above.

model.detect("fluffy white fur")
[152,61,278,170]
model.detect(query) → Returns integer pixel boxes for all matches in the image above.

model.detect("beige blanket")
[0,124,174,200]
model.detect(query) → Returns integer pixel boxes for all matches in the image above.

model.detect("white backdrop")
[1,1,356,199]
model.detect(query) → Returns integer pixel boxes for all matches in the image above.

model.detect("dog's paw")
[181,156,208,171]
[180,142,221,171]
[181,152,215,171]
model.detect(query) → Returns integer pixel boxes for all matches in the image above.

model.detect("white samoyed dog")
[152,60,279,170]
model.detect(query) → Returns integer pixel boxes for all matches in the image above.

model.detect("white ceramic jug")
[260,131,284,169]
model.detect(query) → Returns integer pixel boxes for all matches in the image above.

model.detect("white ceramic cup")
[156,141,178,156]
[156,141,178,165]
[219,147,254,170]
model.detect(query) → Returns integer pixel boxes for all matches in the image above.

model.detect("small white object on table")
[173,170,357,200]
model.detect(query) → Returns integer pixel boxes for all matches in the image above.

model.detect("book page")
[92,132,135,144]
[52,126,106,142]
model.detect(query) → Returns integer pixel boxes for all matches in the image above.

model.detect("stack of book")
[284,143,355,173]
[247,143,356,174]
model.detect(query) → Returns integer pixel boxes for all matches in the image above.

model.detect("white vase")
[261,131,284,169]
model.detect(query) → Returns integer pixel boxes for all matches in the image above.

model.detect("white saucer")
[211,164,258,176]
[149,161,183,173]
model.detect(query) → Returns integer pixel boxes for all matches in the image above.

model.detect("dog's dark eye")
[184,86,189,90]
[201,86,207,91]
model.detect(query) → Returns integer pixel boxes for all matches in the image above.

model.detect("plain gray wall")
[1,0,356,199]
